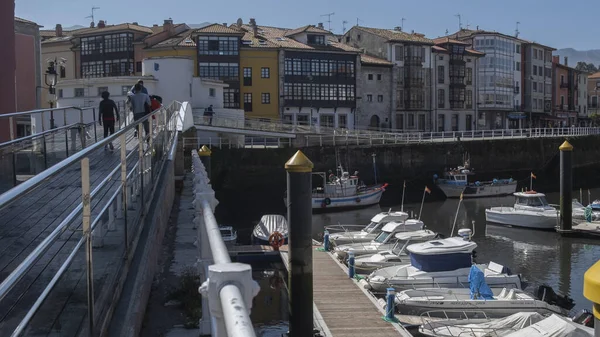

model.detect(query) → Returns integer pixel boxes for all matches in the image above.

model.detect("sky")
[15,0,599,50]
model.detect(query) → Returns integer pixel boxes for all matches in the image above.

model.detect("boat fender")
[324,198,331,206]
[493,178,498,184]
[475,181,480,186]
[355,197,361,203]
[268,231,285,250]
[358,279,372,290]
[321,201,327,208]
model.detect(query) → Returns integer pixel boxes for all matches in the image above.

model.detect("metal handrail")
[0,106,92,119]
[0,104,172,211]
[0,120,95,150]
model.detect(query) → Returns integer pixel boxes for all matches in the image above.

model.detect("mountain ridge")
[554,48,600,69]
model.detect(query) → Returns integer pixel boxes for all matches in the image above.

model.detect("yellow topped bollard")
[197,145,212,179]
[197,145,212,157]
[284,150,314,337]
[584,260,600,335]
[559,139,573,231]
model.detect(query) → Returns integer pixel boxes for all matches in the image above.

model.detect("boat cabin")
[361,211,410,234]
[438,167,473,186]
[372,221,423,244]
[406,237,478,272]
[313,170,364,197]
[513,192,553,210]
[219,226,236,240]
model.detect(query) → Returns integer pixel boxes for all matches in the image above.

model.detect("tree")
[575,61,598,74]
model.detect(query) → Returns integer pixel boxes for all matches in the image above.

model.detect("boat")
[219,225,237,247]
[332,220,429,260]
[251,214,288,245]
[590,200,600,211]
[502,314,593,337]
[393,266,574,318]
[309,166,387,211]
[485,191,559,229]
[326,210,410,245]
[572,200,600,222]
[362,231,522,293]
[434,157,517,199]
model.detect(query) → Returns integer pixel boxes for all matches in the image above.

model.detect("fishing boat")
[434,157,517,199]
[326,210,410,245]
[219,225,238,247]
[393,266,574,318]
[309,166,387,211]
[332,221,430,260]
[485,191,559,229]
[362,230,522,293]
[251,214,288,245]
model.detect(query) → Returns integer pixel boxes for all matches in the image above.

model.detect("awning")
[507,113,527,120]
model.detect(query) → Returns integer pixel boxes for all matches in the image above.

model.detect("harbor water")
[311,188,600,313]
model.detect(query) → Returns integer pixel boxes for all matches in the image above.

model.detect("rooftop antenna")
[356,17,363,26]
[85,6,100,24]
[320,12,335,31]
[445,29,449,35]
[455,14,462,30]
[515,21,520,38]
[401,18,406,31]
[466,20,470,29]
[342,20,348,34]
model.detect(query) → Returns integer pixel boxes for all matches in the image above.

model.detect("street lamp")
[45,59,58,129]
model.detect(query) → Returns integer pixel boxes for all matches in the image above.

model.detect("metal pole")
[583,261,600,337]
[64,111,69,157]
[198,145,212,180]
[92,108,97,143]
[50,102,55,130]
[559,140,573,231]
[138,123,144,213]
[81,157,95,336]
[285,150,314,337]
[120,134,128,253]
[372,153,377,185]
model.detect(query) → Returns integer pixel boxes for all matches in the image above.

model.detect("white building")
[355,54,393,130]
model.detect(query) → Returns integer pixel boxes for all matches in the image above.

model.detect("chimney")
[163,18,174,32]
[153,24,158,28]
[411,30,415,34]
[132,22,138,25]
[97,20,105,28]
[55,24,63,37]
[394,26,402,31]
[552,55,559,64]
[317,22,324,29]
[249,18,257,37]
[236,18,243,27]
[564,56,568,67]
[90,21,95,28]
[476,25,479,30]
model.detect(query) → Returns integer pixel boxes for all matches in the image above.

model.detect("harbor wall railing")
[0,100,184,337]
[191,150,260,337]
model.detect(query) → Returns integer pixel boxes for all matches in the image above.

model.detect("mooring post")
[285,150,314,337]
[583,261,600,337]
[198,145,212,180]
[323,230,330,251]
[559,140,573,231]
[385,288,396,321]
[348,251,355,278]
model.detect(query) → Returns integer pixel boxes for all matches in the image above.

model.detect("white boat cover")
[503,314,594,337]
[407,237,477,255]
[252,215,288,241]
[421,312,545,337]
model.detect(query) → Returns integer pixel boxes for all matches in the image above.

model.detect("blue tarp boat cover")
[468,265,495,300]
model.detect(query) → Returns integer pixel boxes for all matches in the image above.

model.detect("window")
[466,90,473,109]
[209,88,216,97]
[97,86,108,96]
[377,95,383,102]
[533,82,537,92]
[75,88,85,97]
[377,74,382,80]
[357,34,361,41]
[58,89,63,98]
[297,115,309,125]
[320,115,334,127]
[516,45,520,53]
[516,62,521,71]
[560,95,565,107]
[368,74,373,80]
[243,93,252,112]
[438,89,445,108]
[261,67,270,78]
[345,36,350,43]
[437,66,444,84]
[121,85,130,95]
[451,114,458,131]
[396,114,404,129]
[224,88,240,108]
[307,34,325,45]
[199,62,239,81]
[466,68,472,85]
[197,36,239,56]
[533,49,537,59]
[261,93,270,104]
[136,61,142,73]
[394,45,403,61]
[439,56,444,60]
[60,66,66,78]
[338,115,347,129]
[367,94,373,102]
[560,75,565,85]
[408,114,415,128]
[533,65,537,76]
[243,67,252,86]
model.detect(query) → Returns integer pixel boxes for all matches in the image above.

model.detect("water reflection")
[251,269,289,336]
[311,189,600,312]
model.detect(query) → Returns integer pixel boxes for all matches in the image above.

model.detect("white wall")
[191,78,226,109]
[143,57,192,106]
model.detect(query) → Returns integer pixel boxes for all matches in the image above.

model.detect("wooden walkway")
[281,248,410,337]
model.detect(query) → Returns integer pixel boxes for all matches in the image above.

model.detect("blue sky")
[15,0,598,50]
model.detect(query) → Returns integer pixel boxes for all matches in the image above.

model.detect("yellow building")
[239,42,280,120]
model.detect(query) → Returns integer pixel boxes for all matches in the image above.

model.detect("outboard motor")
[458,228,473,241]
[572,309,594,328]
[536,285,575,311]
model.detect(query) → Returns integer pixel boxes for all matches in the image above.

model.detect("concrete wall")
[15,19,41,110]
[143,57,193,105]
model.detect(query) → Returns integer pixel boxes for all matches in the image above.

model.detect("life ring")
[525,190,537,194]
[269,275,283,290]
[324,198,331,205]
[321,201,327,208]
[268,231,285,250]
[355,197,361,203]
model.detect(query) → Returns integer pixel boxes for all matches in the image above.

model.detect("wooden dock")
[281,248,411,337]
[558,222,600,238]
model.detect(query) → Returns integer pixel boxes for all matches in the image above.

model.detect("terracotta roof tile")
[589,72,600,79]
[149,29,196,48]
[433,37,470,45]
[41,36,73,44]
[355,26,433,44]
[193,23,244,35]
[15,17,39,26]
[284,25,330,37]
[73,23,153,36]
[447,28,556,50]
[240,31,279,48]
[432,45,448,53]
[360,54,392,66]
[466,49,485,56]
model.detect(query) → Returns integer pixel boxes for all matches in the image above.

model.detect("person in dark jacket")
[129,79,148,95]
[98,91,120,151]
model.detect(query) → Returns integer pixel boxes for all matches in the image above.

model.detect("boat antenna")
[401,180,406,212]
[450,192,464,236]
[372,153,378,185]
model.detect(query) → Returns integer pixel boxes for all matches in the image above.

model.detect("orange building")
[552,55,579,126]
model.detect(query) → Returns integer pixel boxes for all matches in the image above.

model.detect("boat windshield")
[220,229,232,236]
[373,231,391,243]
[517,196,549,207]
[363,221,379,232]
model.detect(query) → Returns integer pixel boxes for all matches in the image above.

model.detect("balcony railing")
[560,82,569,89]
[514,87,520,94]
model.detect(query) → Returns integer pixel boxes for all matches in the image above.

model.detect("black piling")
[285,150,314,337]
[198,145,211,179]
[559,140,573,231]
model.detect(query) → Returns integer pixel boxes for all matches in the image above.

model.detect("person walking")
[130,83,151,140]
[98,91,120,151]
[129,79,148,95]
[203,104,214,125]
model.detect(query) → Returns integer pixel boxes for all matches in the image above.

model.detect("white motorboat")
[353,230,439,274]
[326,210,410,245]
[503,314,594,337]
[572,200,600,222]
[251,214,288,245]
[394,267,574,318]
[333,220,429,260]
[362,232,522,293]
[419,312,547,337]
[219,225,237,247]
[485,191,559,229]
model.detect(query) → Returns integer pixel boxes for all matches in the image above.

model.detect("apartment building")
[552,56,586,126]
[523,43,554,124]
[588,72,600,120]
[356,54,393,130]
[342,26,434,131]
[431,38,484,132]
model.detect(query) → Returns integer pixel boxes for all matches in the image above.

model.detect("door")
[438,114,445,132]
[466,115,472,131]
[418,114,426,131]
[370,115,380,130]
